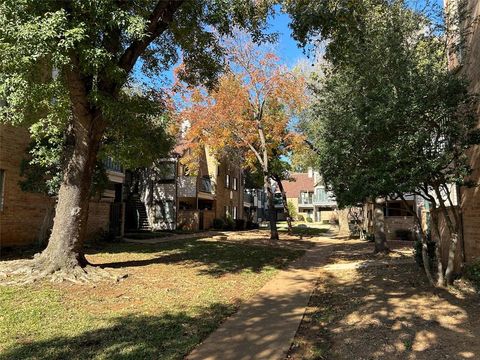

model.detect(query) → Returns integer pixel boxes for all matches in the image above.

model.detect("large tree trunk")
[265,175,279,240]
[34,62,107,274]
[275,177,293,234]
[373,201,389,253]
[37,201,56,247]
[36,116,103,273]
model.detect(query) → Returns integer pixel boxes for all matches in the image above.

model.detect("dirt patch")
[288,242,480,360]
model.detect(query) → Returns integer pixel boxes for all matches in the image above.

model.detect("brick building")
[125,143,244,231]
[441,0,480,268]
[278,168,337,222]
[457,0,480,265]
[0,124,125,248]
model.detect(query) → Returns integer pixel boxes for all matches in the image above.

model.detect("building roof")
[281,173,315,197]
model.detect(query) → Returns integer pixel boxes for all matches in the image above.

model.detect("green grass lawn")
[0,239,303,360]
[277,222,331,236]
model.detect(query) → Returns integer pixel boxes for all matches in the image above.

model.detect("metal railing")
[298,197,313,205]
[103,157,123,172]
[313,191,336,205]
[199,177,213,193]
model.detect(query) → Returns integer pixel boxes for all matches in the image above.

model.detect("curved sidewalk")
[187,235,344,360]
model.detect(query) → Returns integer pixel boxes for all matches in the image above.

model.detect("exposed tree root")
[0,257,127,286]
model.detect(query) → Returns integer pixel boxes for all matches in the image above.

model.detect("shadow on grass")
[278,226,330,236]
[90,240,304,277]
[0,303,235,360]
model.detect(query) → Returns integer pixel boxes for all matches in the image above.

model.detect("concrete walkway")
[187,235,344,360]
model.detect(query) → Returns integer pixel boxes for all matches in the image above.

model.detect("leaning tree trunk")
[275,177,293,234]
[373,201,389,253]
[434,187,460,285]
[265,175,279,240]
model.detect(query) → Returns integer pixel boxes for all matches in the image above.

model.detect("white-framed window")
[224,205,231,217]
[233,177,238,191]
[233,206,238,219]
[0,169,5,211]
[225,174,230,189]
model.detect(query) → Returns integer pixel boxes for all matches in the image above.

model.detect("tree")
[176,35,305,240]
[298,0,478,284]
[0,0,277,282]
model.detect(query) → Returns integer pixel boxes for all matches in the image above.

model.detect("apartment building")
[125,143,244,231]
[276,168,337,223]
[440,0,480,268]
[0,124,125,248]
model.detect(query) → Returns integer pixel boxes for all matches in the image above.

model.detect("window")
[0,169,4,210]
[225,174,230,188]
[224,205,231,217]
[233,206,238,220]
[233,177,238,191]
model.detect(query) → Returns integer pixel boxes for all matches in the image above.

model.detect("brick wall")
[0,124,111,248]
[458,0,480,265]
[214,158,244,221]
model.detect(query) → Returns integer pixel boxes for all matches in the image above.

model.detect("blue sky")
[134,0,444,88]
[266,10,306,68]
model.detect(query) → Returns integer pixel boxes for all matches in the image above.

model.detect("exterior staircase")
[126,195,151,231]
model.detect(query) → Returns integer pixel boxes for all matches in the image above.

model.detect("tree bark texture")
[434,186,460,285]
[36,64,106,273]
[265,175,279,240]
[275,177,293,234]
[373,202,389,253]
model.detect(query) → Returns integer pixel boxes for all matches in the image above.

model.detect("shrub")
[235,219,245,230]
[306,216,313,223]
[395,229,412,241]
[464,259,480,290]
[365,233,375,242]
[414,236,436,270]
[223,214,235,231]
[322,220,330,224]
[213,218,224,230]
[246,221,259,229]
[287,200,298,220]
[297,214,305,222]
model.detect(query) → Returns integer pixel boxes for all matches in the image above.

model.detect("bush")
[306,216,313,223]
[297,214,305,222]
[365,233,375,242]
[395,229,412,241]
[213,218,224,230]
[464,259,480,290]
[235,219,245,230]
[246,221,259,229]
[414,236,436,270]
[287,200,298,220]
[322,220,330,224]
[223,214,235,231]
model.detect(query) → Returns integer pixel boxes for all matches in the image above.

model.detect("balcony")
[103,157,124,183]
[199,177,213,193]
[103,157,123,173]
[177,176,197,198]
[313,190,336,206]
[298,197,314,207]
